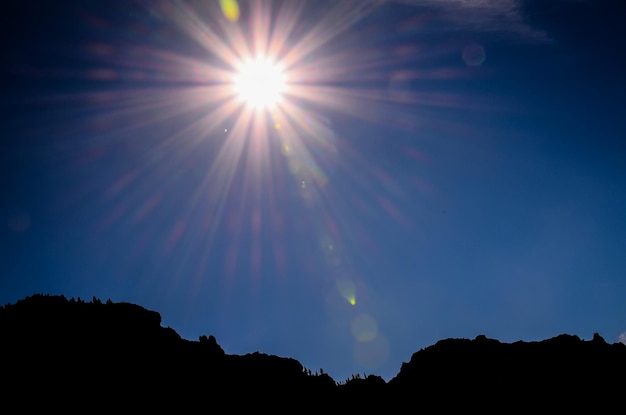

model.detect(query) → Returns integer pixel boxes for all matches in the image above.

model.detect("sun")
[233,57,286,109]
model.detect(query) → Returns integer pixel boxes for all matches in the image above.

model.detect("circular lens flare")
[234,58,285,109]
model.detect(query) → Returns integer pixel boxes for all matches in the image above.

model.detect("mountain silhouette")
[2,294,624,411]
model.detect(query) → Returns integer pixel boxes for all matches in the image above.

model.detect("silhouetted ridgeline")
[2,294,625,411]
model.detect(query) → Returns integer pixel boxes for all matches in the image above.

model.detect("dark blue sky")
[2,0,626,382]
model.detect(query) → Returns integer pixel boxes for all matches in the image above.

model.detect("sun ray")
[203,108,255,206]
[159,0,250,68]
[61,0,460,311]
[281,1,381,70]
[249,0,272,57]
[267,1,307,59]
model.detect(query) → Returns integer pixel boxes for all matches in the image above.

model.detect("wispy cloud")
[619,332,626,345]
[385,0,551,41]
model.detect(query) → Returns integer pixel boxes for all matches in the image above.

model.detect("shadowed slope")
[389,333,626,411]
[1,294,338,411]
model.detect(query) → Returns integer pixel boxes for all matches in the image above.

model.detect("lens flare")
[351,314,378,343]
[337,276,357,306]
[220,0,240,22]
[353,334,389,370]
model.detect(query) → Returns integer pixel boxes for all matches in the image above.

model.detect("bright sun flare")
[234,58,285,109]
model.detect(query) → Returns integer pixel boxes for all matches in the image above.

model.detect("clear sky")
[2,0,625,382]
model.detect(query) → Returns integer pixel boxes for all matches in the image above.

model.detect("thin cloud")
[384,0,553,42]
[619,332,626,345]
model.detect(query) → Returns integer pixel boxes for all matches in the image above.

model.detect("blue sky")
[2,0,625,382]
